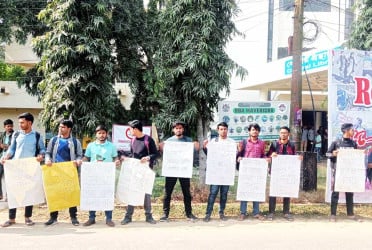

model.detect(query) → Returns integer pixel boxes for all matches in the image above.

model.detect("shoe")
[83,219,95,227]
[106,220,115,227]
[267,213,274,221]
[348,215,362,222]
[1,220,15,227]
[284,213,294,221]
[329,215,336,222]
[146,216,156,224]
[253,214,265,220]
[25,218,35,226]
[44,218,58,226]
[159,215,169,222]
[121,217,132,225]
[219,214,228,221]
[203,215,211,222]
[71,218,79,226]
[186,214,198,221]
[238,214,245,221]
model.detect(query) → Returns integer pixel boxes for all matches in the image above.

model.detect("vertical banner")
[334,149,366,192]
[327,49,372,202]
[162,141,194,178]
[236,158,268,202]
[269,155,301,198]
[205,142,237,185]
[4,158,45,209]
[80,162,115,211]
[116,158,155,206]
[42,162,80,212]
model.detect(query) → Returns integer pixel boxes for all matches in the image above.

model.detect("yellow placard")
[42,162,80,213]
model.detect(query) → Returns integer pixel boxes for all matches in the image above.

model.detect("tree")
[33,0,125,136]
[154,0,247,183]
[349,0,372,50]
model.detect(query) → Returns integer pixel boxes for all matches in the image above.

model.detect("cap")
[128,120,142,129]
[95,125,108,132]
[172,120,186,128]
[341,123,353,132]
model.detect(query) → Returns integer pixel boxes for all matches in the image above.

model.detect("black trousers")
[9,206,33,220]
[331,191,354,216]
[269,196,290,214]
[50,207,78,220]
[163,177,192,216]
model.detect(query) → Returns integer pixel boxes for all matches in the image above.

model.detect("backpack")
[13,131,41,156]
[50,136,78,156]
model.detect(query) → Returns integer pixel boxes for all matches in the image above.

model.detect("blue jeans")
[240,201,260,216]
[205,185,229,216]
[314,147,321,162]
[89,210,113,221]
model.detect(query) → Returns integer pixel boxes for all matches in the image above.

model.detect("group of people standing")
[0,113,361,227]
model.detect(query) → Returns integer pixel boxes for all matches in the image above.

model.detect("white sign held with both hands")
[116,158,155,206]
[269,155,301,198]
[162,141,194,178]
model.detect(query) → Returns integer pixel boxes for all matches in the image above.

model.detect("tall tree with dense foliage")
[154,0,247,182]
[33,0,124,136]
[349,0,372,50]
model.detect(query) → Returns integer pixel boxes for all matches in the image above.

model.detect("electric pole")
[290,0,304,151]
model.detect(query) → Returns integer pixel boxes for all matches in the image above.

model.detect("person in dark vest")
[0,119,14,201]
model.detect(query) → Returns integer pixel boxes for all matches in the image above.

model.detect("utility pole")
[290,0,304,151]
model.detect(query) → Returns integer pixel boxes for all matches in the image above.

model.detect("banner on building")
[327,49,372,203]
[112,124,151,151]
[42,162,80,212]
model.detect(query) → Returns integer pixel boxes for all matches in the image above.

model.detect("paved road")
[0,217,370,250]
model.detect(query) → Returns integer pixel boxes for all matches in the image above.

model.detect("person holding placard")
[159,121,198,222]
[266,126,296,221]
[1,112,46,227]
[236,123,267,221]
[202,122,236,222]
[121,120,159,225]
[327,123,360,222]
[44,119,83,226]
[0,119,14,201]
[82,125,120,227]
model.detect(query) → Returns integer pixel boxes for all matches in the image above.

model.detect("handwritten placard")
[269,155,301,198]
[4,158,45,209]
[116,158,155,206]
[236,158,268,202]
[162,141,194,178]
[335,149,365,192]
[42,161,80,212]
[80,162,115,211]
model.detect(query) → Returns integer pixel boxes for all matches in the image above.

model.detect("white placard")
[116,158,155,206]
[206,142,237,185]
[80,162,115,211]
[162,141,194,178]
[236,158,268,202]
[4,158,45,209]
[334,149,366,192]
[269,155,301,198]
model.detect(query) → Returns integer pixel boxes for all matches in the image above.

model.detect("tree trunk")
[197,117,209,185]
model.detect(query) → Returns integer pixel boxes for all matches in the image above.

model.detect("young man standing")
[121,120,159,225]
[82,125,120,227]
[159,121,198,222]
[327,123,360,222]
[202,122,236,222]
[236,123,266,221]
[0,119,14,200]
[266,126,297,221]
[44,119,83,226]
[1,113,46,227]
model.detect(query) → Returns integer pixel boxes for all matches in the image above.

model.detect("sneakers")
[44,218,58,226]
[83,219,95,227]
[253,214,265,220]
[1,220,15,227]
[238,214,246,221]
[267,213,274,221]
[186,214,198,221]
[121,217,132,225]
[146,215,157,224]
[71,218,79,226]
[219,214,228,221]
[203,215,211,222]
[159,215,169,222]
[329,215,336,222]
[283,213,294,221]
[347,215,362,222]
[25,218,35,226]
[106,220,115,227]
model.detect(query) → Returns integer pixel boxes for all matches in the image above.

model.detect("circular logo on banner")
[125,128,133,140]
